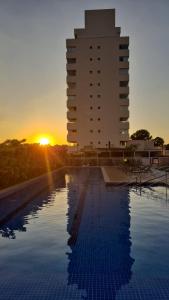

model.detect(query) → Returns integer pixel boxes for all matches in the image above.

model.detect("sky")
[0,0,169,144]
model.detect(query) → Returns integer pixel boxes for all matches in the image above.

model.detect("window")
[90,46,93,49]
[90,130,93,133]
[67,70,76,76]
[90,95,93,98]
[120,81,128,87]
[98,106,101,110]
[119,56,128,62]
[72,130,77,133]
[97,57,101,61]
[89,70,93,74]
[97,70,101,74]
[97,83,100,86]
[98,118,101,121]
[97,94,101,98]
[90,118,93,121]
[119,44,128,50]
[90,83,93,86]
[98,141,101,144]
[90,106,93,110]
[97,46,101,49]
[67,58,76,64]
[120,94,128,99]
[90,58,93,61]
[98,130,101,133]
[90,141,93,145]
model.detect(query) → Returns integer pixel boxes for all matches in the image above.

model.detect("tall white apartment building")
[66,9,129,149]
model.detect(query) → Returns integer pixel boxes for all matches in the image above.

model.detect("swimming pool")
[0,168,169,299]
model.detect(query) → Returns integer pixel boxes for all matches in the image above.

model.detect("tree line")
[131,129,169,148]
[0,139,67,190]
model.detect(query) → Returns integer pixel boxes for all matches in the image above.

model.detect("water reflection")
[67,168,134,299]
[0,176,66,239]
[131,185,169,207]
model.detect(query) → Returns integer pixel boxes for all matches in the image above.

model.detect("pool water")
[0,168,169,299]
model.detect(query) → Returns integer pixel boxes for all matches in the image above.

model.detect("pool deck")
[101,166,169,186]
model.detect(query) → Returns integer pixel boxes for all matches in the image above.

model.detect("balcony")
[67,57,76,64]
[119,49,129,57]
[119,44,129,50]
[67,132,77,143]
[66,47,76,58]
[67,122,77,131]
[119,98,129,106]
[67,98,76,109]
[66,62,77,71]
[120,81,129,87]
[120,107,129,119]
[67,70,76,76]
[119,86,129,94]
[67,70,76,84]
[120,121,129,130]
[67,87,76,96]
[119,73,129,82]
[119,37,129,45]
[120,133,129,141]
[119,61,129,69]
[67,75,77,83]
[67,110,77,121]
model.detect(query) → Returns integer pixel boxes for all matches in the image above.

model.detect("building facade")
[66,9,129,150]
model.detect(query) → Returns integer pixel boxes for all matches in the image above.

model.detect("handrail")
[138,173,168,185]
[108,172,169,189]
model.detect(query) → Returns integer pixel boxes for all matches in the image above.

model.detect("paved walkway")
[101,167,135,185]
[101,166,169,186]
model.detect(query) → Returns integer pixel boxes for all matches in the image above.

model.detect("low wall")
[0,167,65,200]
[0,167,65,225]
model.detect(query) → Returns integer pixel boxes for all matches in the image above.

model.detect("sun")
[39,137,50,145]
[33,134,56,145]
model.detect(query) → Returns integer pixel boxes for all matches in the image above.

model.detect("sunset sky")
[0,0,169,145]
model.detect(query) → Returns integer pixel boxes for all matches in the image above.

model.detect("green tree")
[154,136,164,147]
[131,129,152,140]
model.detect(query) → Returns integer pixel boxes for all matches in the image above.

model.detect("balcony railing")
[119,98,129,106]
[120,121,129,130]
[66,64,77,71]
[119,72,129,80]
[67,122,77,131]
[119,61,129,69]
[67,75,77,84]
[120,132,129,141]
[119,49,129,57]
[67,111,77,121]
[67,99,76,109]
[67,87,76,96]
[67,132,77,143]
[119,86,129,94]
[120,108,129,119]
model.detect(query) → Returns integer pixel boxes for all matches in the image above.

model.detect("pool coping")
[101,166,169,187]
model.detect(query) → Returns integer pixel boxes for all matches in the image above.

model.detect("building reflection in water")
[67,168,134,300]
[0,176,66,239]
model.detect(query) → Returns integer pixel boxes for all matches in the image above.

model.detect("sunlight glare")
[39,137,50,145]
